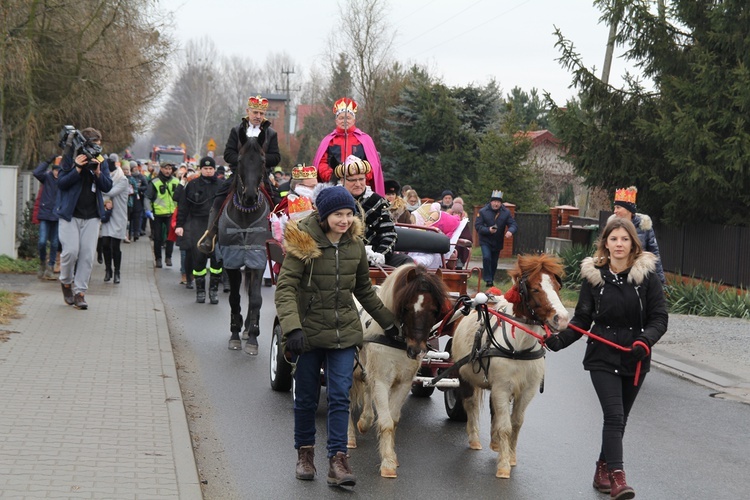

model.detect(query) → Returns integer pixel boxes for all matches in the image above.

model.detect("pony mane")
[508,254,565,282]
[378,264,449,315]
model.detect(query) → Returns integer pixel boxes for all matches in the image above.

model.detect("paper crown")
[247,95,269,110]
[333,97,357,116]
[288,195,313,219]
[334,156,371,179]
[491,190,504,200]
[292,165,317,180]
[614,186,638,204]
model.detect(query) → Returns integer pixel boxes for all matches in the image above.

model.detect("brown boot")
[73,293,88,310]
[61,283,74,306]
[593,460,611,493]
[295,446,315,480]
[608,469,635,500]
[327,451,356,487]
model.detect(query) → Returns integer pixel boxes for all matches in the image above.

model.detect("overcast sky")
[160,0,641,104]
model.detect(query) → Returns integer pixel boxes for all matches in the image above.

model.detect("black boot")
[195,276,206,303]
[229,313,243,350]
[209,273,221,304]
[104,268,112,282]
[113,271,120,284]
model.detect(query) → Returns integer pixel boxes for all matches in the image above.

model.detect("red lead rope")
[565,323,645,386]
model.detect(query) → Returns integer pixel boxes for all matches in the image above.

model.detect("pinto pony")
[348,264,451,478]
[451,254,569,478]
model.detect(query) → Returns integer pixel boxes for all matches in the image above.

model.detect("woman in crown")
[313,97,385,196]
[609,186,666,284]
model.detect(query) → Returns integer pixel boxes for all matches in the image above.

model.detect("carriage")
[266,221,477,401]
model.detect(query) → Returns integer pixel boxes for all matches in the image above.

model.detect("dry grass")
[0,290,26,328]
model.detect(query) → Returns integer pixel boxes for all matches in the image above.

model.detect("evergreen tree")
[548,0,750,226]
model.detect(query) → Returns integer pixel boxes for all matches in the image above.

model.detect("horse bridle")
[516,273,562,327]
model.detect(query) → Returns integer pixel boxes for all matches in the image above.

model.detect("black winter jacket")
[475,203,518,251]
[553,253,668,376]
[223,118,281,170]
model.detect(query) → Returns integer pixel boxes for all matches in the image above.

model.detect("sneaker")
[165,258,172,267]
[327,452,356,487]
[73,293,88,310]
[61,283,75,306]
[155,259,162,268]
[43,265,56,280]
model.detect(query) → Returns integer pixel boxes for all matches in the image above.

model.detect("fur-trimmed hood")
[607,213,653,231]
[282,214,364,263]
[580,252,658,287]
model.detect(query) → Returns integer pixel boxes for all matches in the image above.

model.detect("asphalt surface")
[0,241,748,498]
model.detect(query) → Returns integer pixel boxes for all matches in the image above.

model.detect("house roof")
[516,129,560,147]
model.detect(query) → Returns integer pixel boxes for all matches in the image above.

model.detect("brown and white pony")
[451,254,569,478]
[348,264,451,478]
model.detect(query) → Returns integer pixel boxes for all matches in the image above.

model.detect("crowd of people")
[30,94,667,495]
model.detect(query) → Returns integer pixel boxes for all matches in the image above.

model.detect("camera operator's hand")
[74,154,88,167]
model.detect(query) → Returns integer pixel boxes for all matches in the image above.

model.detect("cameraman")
[55,127,113,310]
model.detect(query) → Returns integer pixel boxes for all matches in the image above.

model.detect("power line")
[406,0,535,58]
[396,0,487,49]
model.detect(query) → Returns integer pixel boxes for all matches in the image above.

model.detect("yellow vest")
[152,177,178,216]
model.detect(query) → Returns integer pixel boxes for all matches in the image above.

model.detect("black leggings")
[101,236,122,272]
[589,370,645,471]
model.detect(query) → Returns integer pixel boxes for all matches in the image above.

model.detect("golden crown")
[614,186,638,204]
[334,159,371,179]
[292,165,317,180]
[333,97,357,115]
[247,95,269,110]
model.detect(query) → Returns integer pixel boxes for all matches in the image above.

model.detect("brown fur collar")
[580,252,658,287]
[283,215,364,264]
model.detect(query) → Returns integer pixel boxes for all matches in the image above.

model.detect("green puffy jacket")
[275,214,395,351]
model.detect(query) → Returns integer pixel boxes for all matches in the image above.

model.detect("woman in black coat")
[546,217,668,500]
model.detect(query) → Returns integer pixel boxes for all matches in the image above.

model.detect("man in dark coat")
[223,94,281,203]
[474,190,518,287]
[175,156,224,304]
[33,155,61,280]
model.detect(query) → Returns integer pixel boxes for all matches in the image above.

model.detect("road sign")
[207,138,217,151]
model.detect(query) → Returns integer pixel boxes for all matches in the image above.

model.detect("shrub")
[17,200,39,259]
[667,279,750,319]
[559,244,593,290]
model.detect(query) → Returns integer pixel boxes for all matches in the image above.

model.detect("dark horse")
[347,264,453,477]
[199,137,270,355]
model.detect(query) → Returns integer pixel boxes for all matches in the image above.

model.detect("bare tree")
[332,0,397,142]
[156,38,225,158]
[1,0,172,166]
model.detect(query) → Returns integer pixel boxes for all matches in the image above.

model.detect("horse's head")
[234,137,266,208]
[508,254,569,332]
[380,264,450,359]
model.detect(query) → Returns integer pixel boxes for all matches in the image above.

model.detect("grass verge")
[0,255,39,274]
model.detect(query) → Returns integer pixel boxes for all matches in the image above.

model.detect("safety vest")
[152,177,178,216]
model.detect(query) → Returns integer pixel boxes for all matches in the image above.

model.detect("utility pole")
[276,67,299,148]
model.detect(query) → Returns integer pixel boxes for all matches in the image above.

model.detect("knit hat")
[216,166,226,175]
[129,161,138,169]
[440,189,454,198]
[614,186,638,214]
[316,186,356,220]
[451,200,464,214]
[199,156,216,168]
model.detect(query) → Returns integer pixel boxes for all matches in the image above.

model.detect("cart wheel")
[410,367,436,398]
[444,386,467,422]
[270,321,292,392]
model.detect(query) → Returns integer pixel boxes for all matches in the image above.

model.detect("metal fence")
[513,213,551,254]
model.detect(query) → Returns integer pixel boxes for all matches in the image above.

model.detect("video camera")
[58,125,103,163]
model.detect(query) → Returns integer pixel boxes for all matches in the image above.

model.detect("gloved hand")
[544,334,563,352]
[366,247,385,266]
[145,210,154,220]
[630,343,649,360]
[286,328,305,355]
[384,324,400,339]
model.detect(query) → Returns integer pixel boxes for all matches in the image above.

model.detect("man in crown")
[223,94,282,203]
[475,190,518,288]
[274,165,318,220]
[313,97,385,196]
[334,156,412,267]
[610,186,666,284]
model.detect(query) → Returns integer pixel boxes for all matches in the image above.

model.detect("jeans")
[294,346,356,457]
[590,370,645,470]
[38,220,59,266]
[480,243,500,283]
